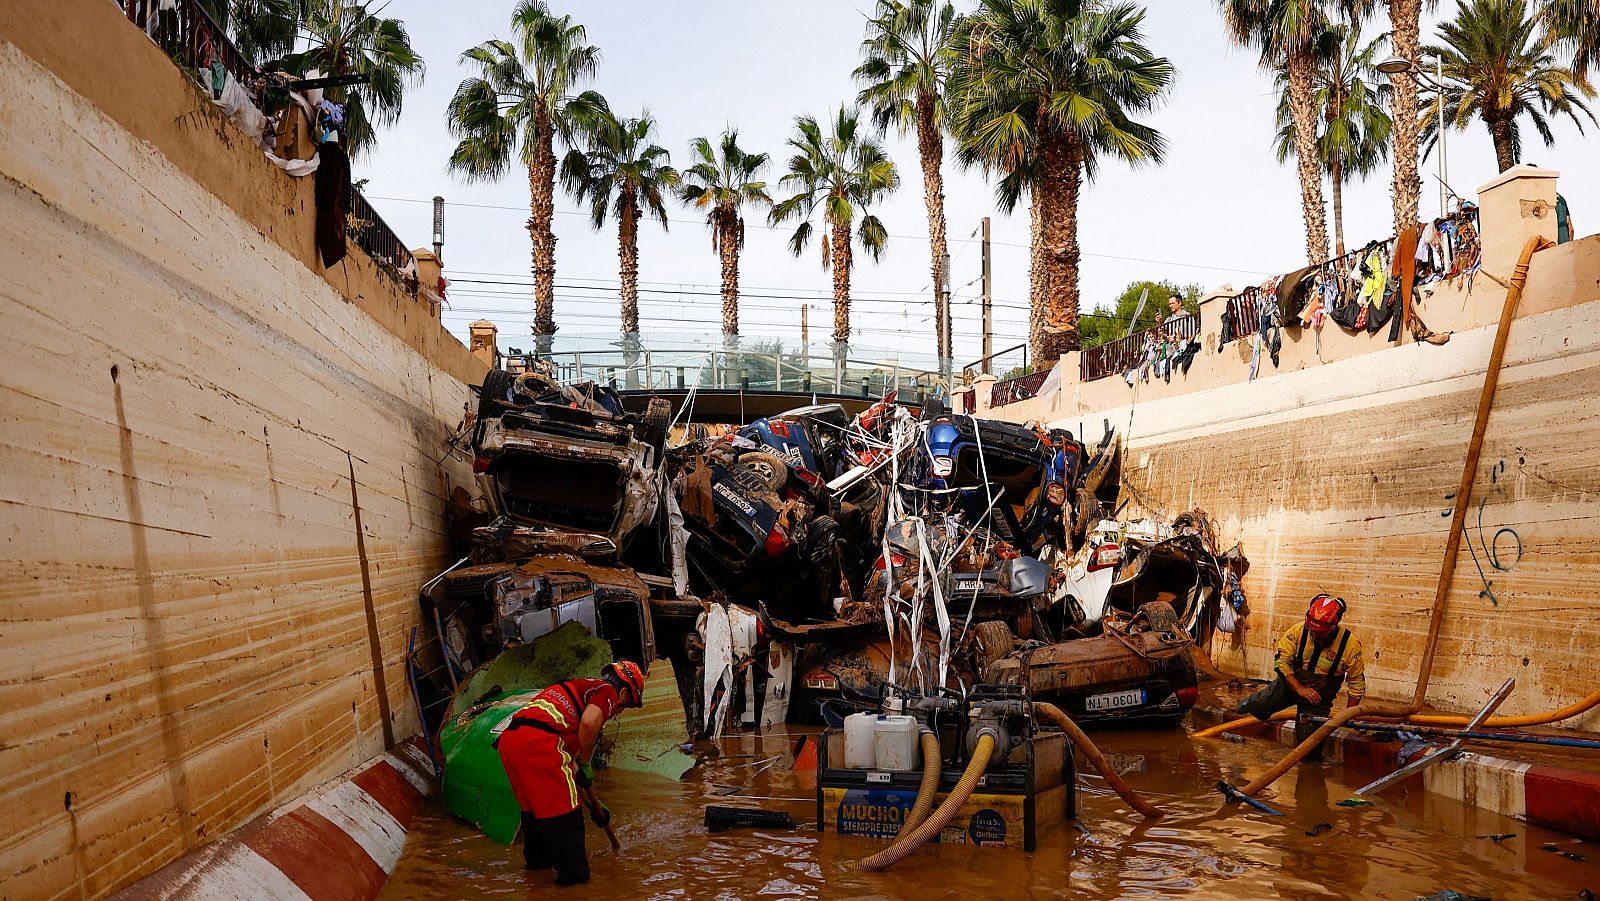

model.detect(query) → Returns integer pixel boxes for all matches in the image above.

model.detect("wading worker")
[496,660,645,886]
[1237,594,1366,761]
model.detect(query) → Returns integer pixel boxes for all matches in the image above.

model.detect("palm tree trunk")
[718,207,740,338]
[831,223,852,346]
[1387,0,1423,236]
[618,203,640,336]
[1331,158,1346,258]
[916,94,950,371]
[1486,115,1517,171]
[1028,191,1044,367]
[1033,125,1082,364]
[529,108,558,339]
[1286,46,1331,265]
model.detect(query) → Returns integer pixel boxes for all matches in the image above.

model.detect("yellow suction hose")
[899,730,943,834]
[855,735,995,872]
[1196,686,1600,742]
[1033,702,1163,820]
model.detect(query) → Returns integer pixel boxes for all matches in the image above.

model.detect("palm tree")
[679,132,772,340]
[1385,0,1424,236]
[1422,0,1595,172]
[446,1,599,341]
[770,107,899,352]
[1220,1,1375,267]
[236,0,423,155]
[948,1,1172,363]
[1274,26,1392,256]
[854,0,956,371]
[561,101,679,337]
[1541,0,1597,85]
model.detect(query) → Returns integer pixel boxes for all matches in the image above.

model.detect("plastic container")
[873,715,921,772]
[843,712,878,769]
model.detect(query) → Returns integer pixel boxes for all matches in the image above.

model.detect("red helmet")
[1306,593,1346,635]
[603,660,645,708]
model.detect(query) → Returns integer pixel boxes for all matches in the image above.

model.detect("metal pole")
[432,195,445,261]
[1438,54,1449,215]
[940,251,953,380]
[801,304,809,347]
[981,217,992,374]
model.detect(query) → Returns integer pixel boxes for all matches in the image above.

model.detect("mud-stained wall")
[1076,293,1600,724]
[0,12,481,900]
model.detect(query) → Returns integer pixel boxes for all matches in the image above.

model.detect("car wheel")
[639,397,672,455]
[478,369,515,421]
[1136,600,1181,633]
[973,620,1016,670]
[737,451,790,492]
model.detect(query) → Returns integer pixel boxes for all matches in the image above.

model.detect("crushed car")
[473,367,670,547]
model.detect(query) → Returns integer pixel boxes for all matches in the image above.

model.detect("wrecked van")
[473,368,670,548]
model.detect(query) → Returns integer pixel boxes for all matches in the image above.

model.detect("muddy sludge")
[379,723,1600,900]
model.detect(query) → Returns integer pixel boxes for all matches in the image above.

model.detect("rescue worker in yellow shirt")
[1236,594,1366,761]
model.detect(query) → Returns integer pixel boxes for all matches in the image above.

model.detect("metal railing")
[991,368,1051,407]
[117,0,256,88]
[502,345,949,403]
[349,189,415,274]
[1080,311,1199,383]
[962,343,1028,380]
[116,0,418,284]
[1223,288,1260,344]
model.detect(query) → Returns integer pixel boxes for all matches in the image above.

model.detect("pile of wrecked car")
[411,362,1249,760]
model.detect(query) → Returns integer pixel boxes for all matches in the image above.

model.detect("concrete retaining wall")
[0,5,482,897]
[972,174,1600,727]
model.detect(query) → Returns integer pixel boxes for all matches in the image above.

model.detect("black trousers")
[522,808,589,885]
[1237,674,1335,760]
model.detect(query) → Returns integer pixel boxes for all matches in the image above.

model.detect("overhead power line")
[368,194,1274,275]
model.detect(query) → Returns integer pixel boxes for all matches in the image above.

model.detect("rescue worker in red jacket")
[1237,594,1366,761]
[496,660,645,885]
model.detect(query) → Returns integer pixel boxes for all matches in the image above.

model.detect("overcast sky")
[355,1,1596,369]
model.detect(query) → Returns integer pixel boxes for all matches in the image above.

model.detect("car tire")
[639,397,672,455]
[478,369,515,420]
[1136,600,1181,633]
[973,620,1016,669]
[737,451,790,492]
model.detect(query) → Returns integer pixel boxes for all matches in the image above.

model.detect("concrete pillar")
[1197,284,1236,354]
[1477,165,1559,275]
[412,248,443,320]
[468,319,498,370]
[972,372,998,414]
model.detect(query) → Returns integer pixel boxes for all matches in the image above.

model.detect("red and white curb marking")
[113,738,436,901]
[1203,705,1600,841]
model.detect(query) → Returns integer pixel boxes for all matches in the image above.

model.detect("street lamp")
[1378,54,1450,219]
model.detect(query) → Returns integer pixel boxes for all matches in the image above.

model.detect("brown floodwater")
[379,719,1600,901]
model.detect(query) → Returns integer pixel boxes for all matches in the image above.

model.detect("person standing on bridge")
[496,661,645,885]
[1236,594,1366,762]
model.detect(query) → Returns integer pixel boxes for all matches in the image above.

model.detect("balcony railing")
[1080,312,1199,383]
[117,0,256,88]
[349,189,415,275]
[117,0,417,283]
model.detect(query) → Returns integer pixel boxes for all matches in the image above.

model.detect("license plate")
[1085,689,1146,712]
[954,579,984,592]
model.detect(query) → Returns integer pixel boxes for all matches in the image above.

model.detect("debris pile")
[416,369,1250,747]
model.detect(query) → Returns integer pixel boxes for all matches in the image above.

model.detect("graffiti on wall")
[1445,459,1523,606]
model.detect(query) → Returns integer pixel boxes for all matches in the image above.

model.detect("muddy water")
[381,724,1599,900]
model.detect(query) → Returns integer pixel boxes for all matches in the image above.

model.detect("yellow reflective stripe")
[556,737,579,809]
[525,699,569,728]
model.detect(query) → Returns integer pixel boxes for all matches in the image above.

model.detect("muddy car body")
[1051,517,1227,645]
[428,541,654,672]
[473,370,668,548]
[915,415,1064,555]
[983,603,1199,725]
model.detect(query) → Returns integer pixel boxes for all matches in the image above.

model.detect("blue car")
[914,415,1068,556]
